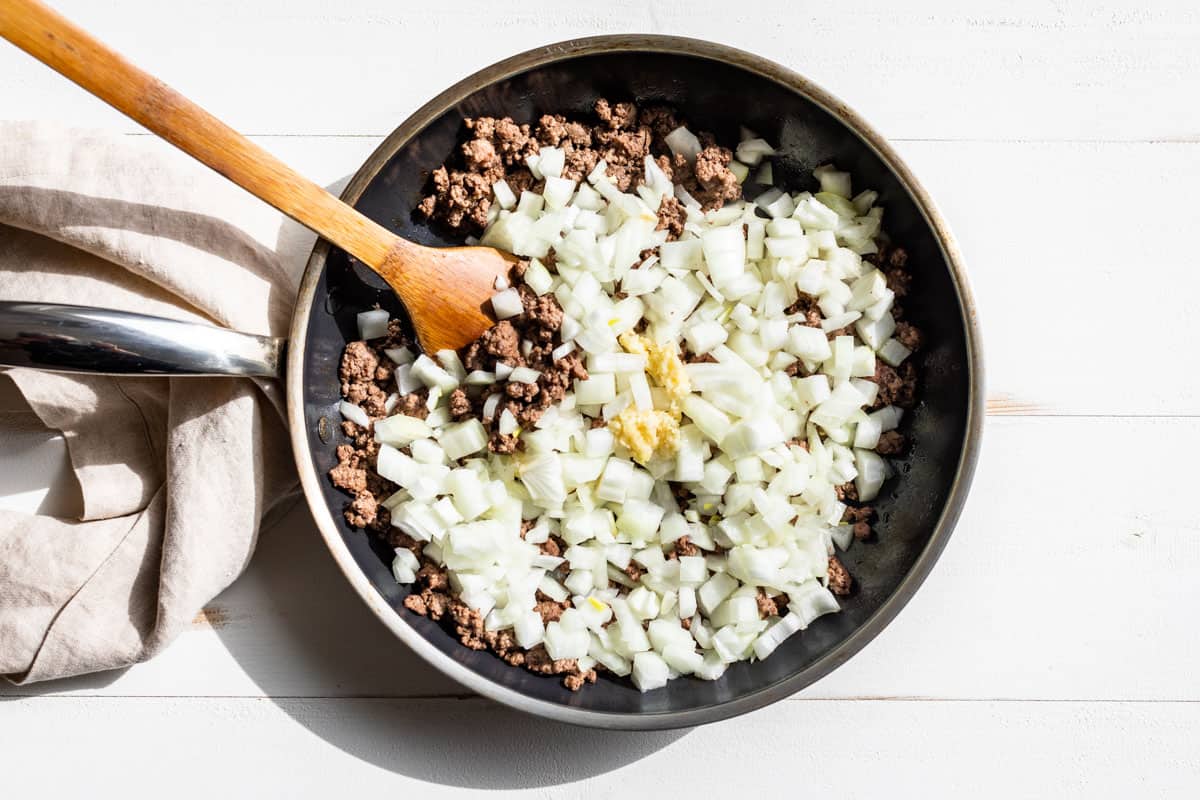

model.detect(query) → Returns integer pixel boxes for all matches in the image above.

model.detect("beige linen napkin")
[0,122,301,682]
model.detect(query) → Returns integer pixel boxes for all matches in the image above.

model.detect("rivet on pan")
[318,415,330,443]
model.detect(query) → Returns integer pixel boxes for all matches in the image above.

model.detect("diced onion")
[335,143,911,692]
[374,414,432,446]
[735,138,776,166]
[664,126,702,163]
[631,651,670,691]
[439,419,488,460]
[338,400,371,428]
[357,309,390,340]
[491,288,525,320]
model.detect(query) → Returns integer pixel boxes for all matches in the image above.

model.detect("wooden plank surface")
[2,1,1199,141]
[2,696,1197,797]
[3,0,1199,795]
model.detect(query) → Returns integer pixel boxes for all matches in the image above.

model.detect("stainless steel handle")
[0,302,286,378]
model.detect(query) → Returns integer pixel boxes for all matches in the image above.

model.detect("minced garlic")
[607,333,691,462]
[617,332,691,407]
[608,405,680,464]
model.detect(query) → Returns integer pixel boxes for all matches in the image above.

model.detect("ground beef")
[418,98,743,236]
[459,286,589,450]
[876,430,907,456]
[877,247,912,298]
[463,319,521,371]
[595,98,639,130]
[657,146,742,210]
[339,341,388,417]
[537,114,593,150]
[678,342,717,364]
[417,563,449,591]
[524,645,597,690]
[654,194,687,241]
[670,536,700,558]
[535,600,567,624]
[329,325,423,530]
[400,561,591,690]
[448,388,472,420]
[756,589,788,618]
[415,167,492,232]
[489,432,520,454]
[343,492,379,530]
[827,556,852,596]
[842,504,876,541]
[870,361,919,409]
[894,320,922,351]
[394,390,430,420]
[638,105,682,148]
[785,293,823,328]
[416,115,536,234]
[691,146,741,207]
[519,288,564,339]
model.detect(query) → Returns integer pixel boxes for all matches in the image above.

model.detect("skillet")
[0,35,984,729]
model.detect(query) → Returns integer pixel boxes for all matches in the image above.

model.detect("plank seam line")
[3,695,1199,703]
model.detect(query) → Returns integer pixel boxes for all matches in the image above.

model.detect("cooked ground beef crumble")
[417,100,742,238]
[329,99,922,690]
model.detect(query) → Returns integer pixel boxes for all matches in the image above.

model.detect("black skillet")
[0,36,983,729]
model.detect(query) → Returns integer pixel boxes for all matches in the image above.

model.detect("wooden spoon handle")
[0,0,409,271]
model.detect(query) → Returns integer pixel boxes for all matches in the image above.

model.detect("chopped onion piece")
[392,548,420,584]
[720,417,786,460]
[440,419,488,460]
[575,373,617,405]
[491,287,525,320]
[701,225,746,288]
[338,400,371,428]
[735,138,776,166]
[597,458,634,503]
[664,126,702,163]
[374,414,432,446]
[853,448,887,502]
[356,309,390,340]
[539,147,566,179]
[631,651,670,691]
[411,354,459,392]
[492,179,517,210]
[814,164,852,198]
[508,366,541,384]
[384,346,415,366]
[878,337,913,367]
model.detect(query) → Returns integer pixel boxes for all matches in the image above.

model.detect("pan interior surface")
[298,44,973,722]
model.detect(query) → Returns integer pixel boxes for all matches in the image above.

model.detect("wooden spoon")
[0,0,518,353]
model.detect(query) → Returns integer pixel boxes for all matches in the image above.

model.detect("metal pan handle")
[0,302,285,378]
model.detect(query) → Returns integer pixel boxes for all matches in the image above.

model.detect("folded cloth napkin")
[0,122,301,683]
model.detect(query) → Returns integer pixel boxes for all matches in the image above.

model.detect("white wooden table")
[3,1,1199,795]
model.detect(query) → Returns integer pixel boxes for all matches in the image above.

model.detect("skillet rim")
[286,34,985,730]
